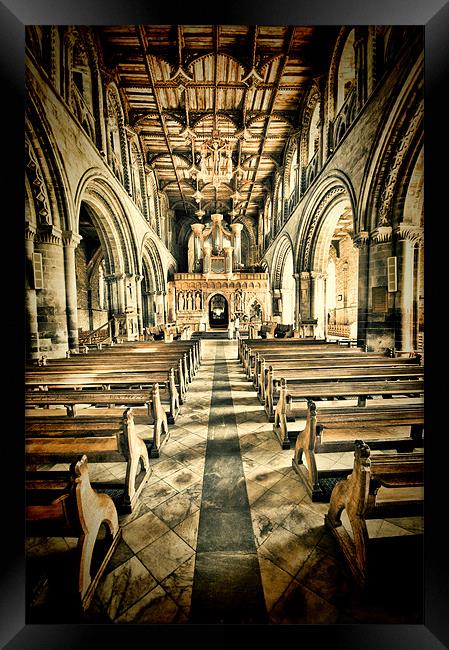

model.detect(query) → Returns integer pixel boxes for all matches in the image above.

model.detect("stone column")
[105,273,126,314]
[135,274,144,335]
[230,222,243,269]
[367,224,394,351]
[62,230,82,352]
[154,292,166,326]
[167,282,177,323]
[300,271,311,320]
[395,223,423,352]
[352,231,370,347]
[34,224,68,357]
[25,222,39,360]
[211,213,223,254]
[310,271,326,339]
[191,223,205,272]
[224,246,234,274]
[293,273,302,330]
[203,243,212,274]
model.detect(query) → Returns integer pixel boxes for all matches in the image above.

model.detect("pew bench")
[25,367,180,425]
[259,354,421,406]
[26,454,121,611]
[264,363,424,418]
[324,440,424,587]
[273,377,424,446]
[26,408,152,511]
[25,386,169,458]
[291,399,424,501]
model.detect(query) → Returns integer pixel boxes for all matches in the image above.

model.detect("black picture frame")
[4,0,448,647]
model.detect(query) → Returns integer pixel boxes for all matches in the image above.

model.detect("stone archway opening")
[309,196,358,340]
[209,294,229,329]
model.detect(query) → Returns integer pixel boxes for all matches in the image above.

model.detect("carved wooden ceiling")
[95,25,339,224]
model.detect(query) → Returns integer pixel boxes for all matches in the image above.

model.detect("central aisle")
[190,344,267,623]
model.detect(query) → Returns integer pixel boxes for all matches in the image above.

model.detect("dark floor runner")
[189,344,267,624]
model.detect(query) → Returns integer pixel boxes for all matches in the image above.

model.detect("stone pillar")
[300,271,311,320]
[154,292,166,326]
[230,222,244,269]
[224,246,234,274]
[105,273,126,314]
[62,230,82,352]
[25,222,40,360]
[211,213,223,254]
[353,231,370,347]
[395,223,423,352]
[293,273,302,330]
[366,225,395,351]
[191,223,205,272]
[203,243,212,274]
[167,282,176,323]
[135,274,144,335]
[310,271,326,339]
[34,224,68,358]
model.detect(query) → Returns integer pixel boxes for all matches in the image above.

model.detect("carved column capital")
[25,221,37,241]
[62,230,82,248]
[371,225,393,243]
[394,222,423,244]
[310,270,327,280]
[352,230,370,249]
[35,224,62,245]
[191,223,205,236]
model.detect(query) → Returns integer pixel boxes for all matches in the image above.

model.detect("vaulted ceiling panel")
[96,24,338,222]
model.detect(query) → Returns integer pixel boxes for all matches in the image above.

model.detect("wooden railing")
[78,319,114,347]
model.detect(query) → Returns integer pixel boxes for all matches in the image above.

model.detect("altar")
[167,214,271,331]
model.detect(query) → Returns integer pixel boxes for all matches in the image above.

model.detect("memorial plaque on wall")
[372,286,388,312]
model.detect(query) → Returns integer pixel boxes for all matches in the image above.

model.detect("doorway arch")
[208,293,229,328]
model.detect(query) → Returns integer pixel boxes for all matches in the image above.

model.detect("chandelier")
[197,129,234,189]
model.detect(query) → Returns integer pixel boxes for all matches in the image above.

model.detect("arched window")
[105,86,128,188]
[71,39,95,140]
[308,102,320,164]
[336,30,355,114]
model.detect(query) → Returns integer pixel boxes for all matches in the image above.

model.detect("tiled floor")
[26,339,423,625]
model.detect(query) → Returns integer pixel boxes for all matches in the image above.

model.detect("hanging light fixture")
[196,129,234,189]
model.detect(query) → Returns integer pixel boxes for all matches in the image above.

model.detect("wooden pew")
[26,408,152,510]
[264,362,424,418]
[324,440,424,587]
[36,356,189,405]
[25,386,169,458]
[25,367,180,425]
[244,344,371,378]
[291,399,424,500]
[26,454,121,610]
[273,377,424,447]
[260,355,422,406]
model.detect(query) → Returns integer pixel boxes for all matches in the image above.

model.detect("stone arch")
[75,171,138,277]
[296,172,357,272]
[25,91,73,232]
[271,233,295,291]
[358,56,423,233]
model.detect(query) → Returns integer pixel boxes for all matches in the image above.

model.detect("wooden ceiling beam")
[136,25,189,215]
[243,26,296,217]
